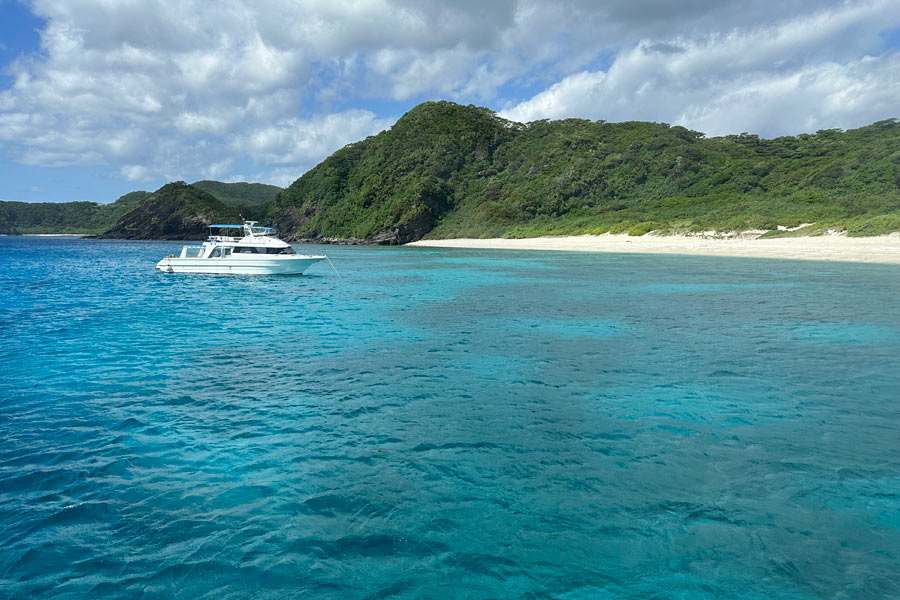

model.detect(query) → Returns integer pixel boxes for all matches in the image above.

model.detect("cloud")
[104,109,392,186]
[0,0,899,191]
[500,0,900,136]
[232,109,393,170]
[0,0,529,185]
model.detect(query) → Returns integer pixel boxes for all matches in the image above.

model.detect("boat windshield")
[208,225,244,241]
[249,226,276,237]
[232,246,296,254]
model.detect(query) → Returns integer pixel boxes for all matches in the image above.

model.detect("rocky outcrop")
[273,187,447,245]
[99,182,239,240]
[269,204,318,242]
[368,191,447,245]
[0,226,19,235]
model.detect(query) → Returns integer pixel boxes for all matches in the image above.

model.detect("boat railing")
[208,235,243,242]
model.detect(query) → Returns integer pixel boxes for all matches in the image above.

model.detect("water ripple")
[1,238,899,599]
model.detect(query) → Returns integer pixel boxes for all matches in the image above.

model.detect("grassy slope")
[271,102,900,240]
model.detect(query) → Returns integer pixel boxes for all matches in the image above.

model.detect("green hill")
[269,101,900,242]
[100,181,243,240]
[269,102,510,243]
[0,190,150,235]
[191,180,282,210]
[0,181,281,235]
[5,102,899,241]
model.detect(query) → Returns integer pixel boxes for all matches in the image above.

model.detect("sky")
[0,0,899,203]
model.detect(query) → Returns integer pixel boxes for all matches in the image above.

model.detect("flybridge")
[208,221,278,242]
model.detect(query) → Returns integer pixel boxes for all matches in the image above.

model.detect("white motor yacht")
[155,222,325,275]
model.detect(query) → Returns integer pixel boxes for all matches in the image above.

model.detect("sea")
[1,235,899,599]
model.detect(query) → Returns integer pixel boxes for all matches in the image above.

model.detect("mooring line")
[324,255,342,278]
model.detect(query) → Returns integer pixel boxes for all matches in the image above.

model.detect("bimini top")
[209,224,244,228]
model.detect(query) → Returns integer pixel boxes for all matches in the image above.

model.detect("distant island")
[95,181,278,240]
[0,181,281,238]
[3,101,899,242]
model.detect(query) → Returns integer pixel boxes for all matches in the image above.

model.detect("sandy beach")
[407,232,900,264]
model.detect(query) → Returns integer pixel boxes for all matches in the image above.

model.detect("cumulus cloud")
[501,0,900,136]
[0,0,899,191]
[232,109,394,184]
[1,0,534,185]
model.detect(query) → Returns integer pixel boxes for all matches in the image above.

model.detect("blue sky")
[1,0,899,203]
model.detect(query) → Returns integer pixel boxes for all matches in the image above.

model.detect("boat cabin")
[175,221,296,259]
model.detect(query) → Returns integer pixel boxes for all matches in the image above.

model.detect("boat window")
[265,247,296,254]
[223,248,232,256]
[211,248,222,257]
[233,246,259,253]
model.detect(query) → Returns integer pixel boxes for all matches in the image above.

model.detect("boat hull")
[155,255,325,275]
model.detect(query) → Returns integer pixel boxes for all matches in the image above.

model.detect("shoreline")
[407,232,900,264]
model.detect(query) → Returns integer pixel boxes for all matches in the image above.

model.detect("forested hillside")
[269,102,510,243]
[99,182,242,240]
[191,180,281,210]
[0,181,280,234]
[0,191,150,235]
[5,101,899,241]
[270,101,900,242]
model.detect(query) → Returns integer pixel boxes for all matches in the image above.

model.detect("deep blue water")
[1,236,899,599]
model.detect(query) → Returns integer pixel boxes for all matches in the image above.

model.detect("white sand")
[407,232,900,264]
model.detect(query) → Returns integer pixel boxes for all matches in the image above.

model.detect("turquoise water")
[1,236,899,599]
